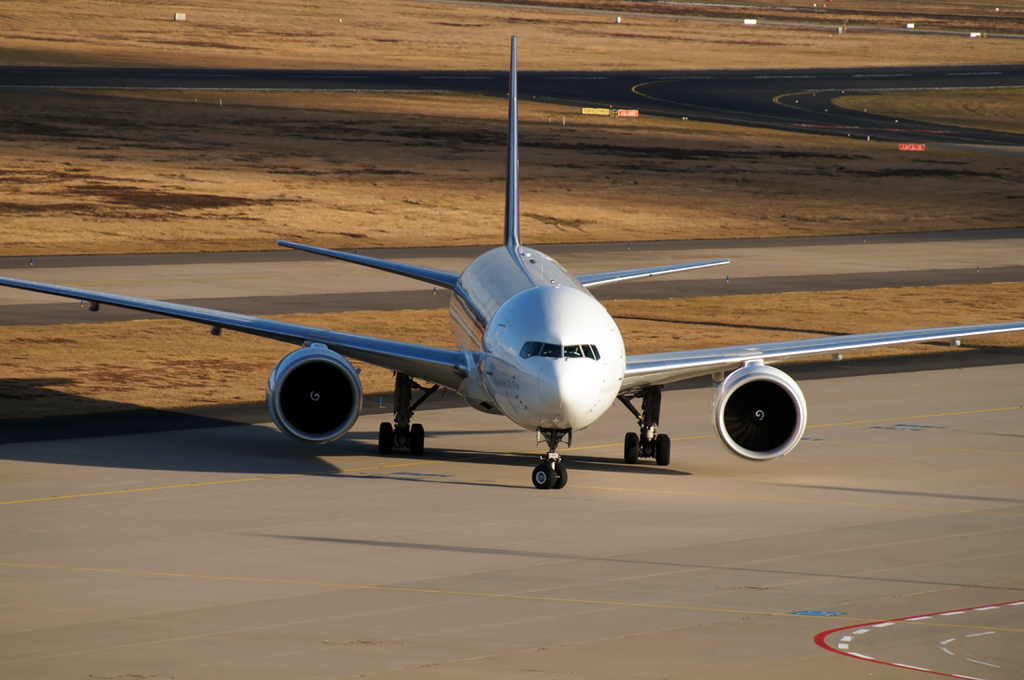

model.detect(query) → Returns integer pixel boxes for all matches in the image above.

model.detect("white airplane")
[3,38,1023,489]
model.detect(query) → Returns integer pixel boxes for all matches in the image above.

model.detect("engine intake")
[711,363,806,461]
[266,345,362,443]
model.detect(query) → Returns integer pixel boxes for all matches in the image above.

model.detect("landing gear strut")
[378,373,438,456]
[618,386,671,466]
[532,428,570,489]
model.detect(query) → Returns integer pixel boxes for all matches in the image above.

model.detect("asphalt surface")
[2,365,1022,678]
[4,63,1024,145]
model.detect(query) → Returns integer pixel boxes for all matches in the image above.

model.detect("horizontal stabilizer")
[576,259,729,288]
[278,241,460,289]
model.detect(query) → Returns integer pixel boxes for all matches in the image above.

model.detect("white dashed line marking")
[940,610,965,616]
[941,638,957,645]
[838,643,848,649]
[854,628,870,634]
[840,636,853,642]
[906,615,932,621]
[894,664,931,671]
[849,652,874,660]
[874,621,896,627]
[973,606,999,611]
[952,675,986,680]
[1008,600,1024,606]
[965,631,994,638]
[966,658,1000,668]
[941,646,955,655]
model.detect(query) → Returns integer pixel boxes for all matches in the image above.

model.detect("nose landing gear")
[533,428,570,489]
[618,386,671,466]
[378,373,438,457]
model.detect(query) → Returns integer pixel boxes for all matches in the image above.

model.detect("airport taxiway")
[1,363,1022,679]
[2,229,1023,325]
[4,63,1024,146]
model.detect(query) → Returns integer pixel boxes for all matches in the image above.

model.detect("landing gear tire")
[409,423,425,456]
[655,433,671,466]
[378,422,394,455]
[553,460,568,489]
[624,432,639,464]
[532,462,557,489]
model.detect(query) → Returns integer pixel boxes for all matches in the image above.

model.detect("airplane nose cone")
[538,362,565,409]
[536,360,606,428]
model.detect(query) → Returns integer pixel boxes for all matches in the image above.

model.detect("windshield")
[520,342,601,360]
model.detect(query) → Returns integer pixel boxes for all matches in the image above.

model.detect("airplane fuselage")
[450,244,626,432]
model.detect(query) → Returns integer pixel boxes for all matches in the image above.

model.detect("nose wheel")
[533,429,571,489]
[532,457,567,489]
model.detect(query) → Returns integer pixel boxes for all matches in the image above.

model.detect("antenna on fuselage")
[504,36,521,250]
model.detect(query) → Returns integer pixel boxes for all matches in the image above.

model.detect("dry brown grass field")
[2,283,1022,420]
[3,89,1023,256]
[837,89,1024,136]
[2,0,1024,71]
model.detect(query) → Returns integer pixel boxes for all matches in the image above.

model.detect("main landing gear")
[378,373,438,457]
[618,386,671,466]
[532,428,570,490]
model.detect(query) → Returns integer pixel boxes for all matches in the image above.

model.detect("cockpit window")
[520,342,600,360]
[519,341,539,359]
[539,343,562,358]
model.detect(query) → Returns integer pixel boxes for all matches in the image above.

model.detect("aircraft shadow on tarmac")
[0,381,689,479]
[252,533,1024,593]
[4,345,1022,477]
[777,483,1024,506]
[367,447,692,478]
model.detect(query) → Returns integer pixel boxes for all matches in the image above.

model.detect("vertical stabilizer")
[504,36,521,250]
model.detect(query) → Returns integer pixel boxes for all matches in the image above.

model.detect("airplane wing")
[621,321,1024,391]
[576,259,729,288]
[0,277,468,390]
[278,240,460,289]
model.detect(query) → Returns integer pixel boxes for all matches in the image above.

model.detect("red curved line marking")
[815,598,1024,679]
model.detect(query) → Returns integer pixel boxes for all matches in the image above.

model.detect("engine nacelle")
[266,345,362,444]
[711,363,807,461]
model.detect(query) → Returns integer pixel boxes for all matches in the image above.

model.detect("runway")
[4,63,1024,145]
[2,363,1022,678]
[2,228,1023,325]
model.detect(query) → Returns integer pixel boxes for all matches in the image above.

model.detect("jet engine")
[711,363,806,461]
[266,344,363,444]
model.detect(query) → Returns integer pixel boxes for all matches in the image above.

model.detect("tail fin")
[504,36,521,250]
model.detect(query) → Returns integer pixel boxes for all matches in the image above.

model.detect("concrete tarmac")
[1,364,1022,679]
